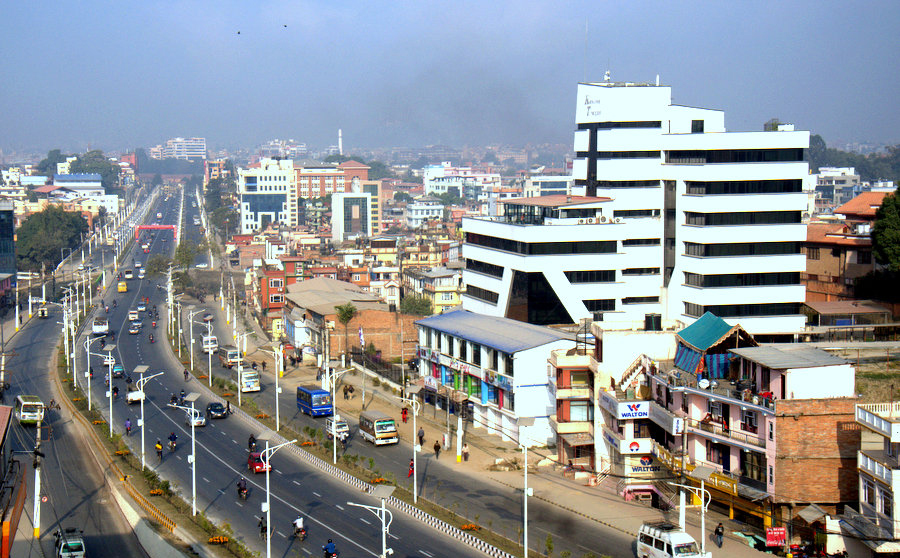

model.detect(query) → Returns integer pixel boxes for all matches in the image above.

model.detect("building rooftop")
[54,173,102,181]
[730,345,846,369]
[807,222,870,247]
[835,191,888,219]
[804,300,890,316]
[677,312,749,352]
[416,309,571,354]
[503,195,611,208]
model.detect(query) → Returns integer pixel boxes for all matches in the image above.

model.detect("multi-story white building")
[522,175,573,198]
[463,81,810,336]
[405,196,444,229]
[149,137,207,160]
[423,162,501,198]
[238,158,297,234]
[331,192,373,243]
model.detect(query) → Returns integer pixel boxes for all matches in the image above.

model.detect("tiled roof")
[835,191,889,219]
[806,222,870,247]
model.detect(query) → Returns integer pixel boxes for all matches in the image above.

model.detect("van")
[325,416,350,440]
[128,310,139,322]
[358,410,398,445]
[202,335,218,354]
[124,269,133,279]
[636,521,708,558]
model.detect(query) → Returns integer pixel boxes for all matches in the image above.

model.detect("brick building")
[803,222,873,301]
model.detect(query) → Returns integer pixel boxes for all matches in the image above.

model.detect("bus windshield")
[312,393,332,406]
[374,420,396,433]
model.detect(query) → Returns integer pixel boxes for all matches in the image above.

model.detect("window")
[569,401,593,422]
[565,270,615,283]
[595,151,661,160]
[465,285,499,304]
[666,148,804,164]
[691,120,705,133]
[269,294,283,304]
[465,232,616,256]
[685,241,802,257]
[768,421,775,441]
[858,250,872,265]
[623,238,660,246]
[741,409,758,433]
[505,391,515,412]
[768,465,774,485]
[622,267,660,276]
[805,246,820,260]
[491,350,499,371]
[595,180,660,189]
[613,209,660,218]
[684,272,800,288]
[352,274,361,282]
[708,400,723,418]
[466,258,504,278]
[863,478,876,505]
[685,302,801,318]
[458,340,467,361]
[622,296,659,305]
[584,299,615,312]
[580,121,662,129]
[472,344,481,366]
[685,211,801,226]
[882,490,893,518]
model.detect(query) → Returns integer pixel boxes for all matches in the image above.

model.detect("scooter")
[238,486,248,500]
[292,526,307,541]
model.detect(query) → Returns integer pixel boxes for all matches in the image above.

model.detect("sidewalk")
[226,342,770,558]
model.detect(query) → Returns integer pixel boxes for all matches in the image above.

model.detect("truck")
[54,528,85,558]
[92,317,109,336]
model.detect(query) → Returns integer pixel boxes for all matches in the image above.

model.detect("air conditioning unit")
[586,217,596,224]
[614,217,624,223]
[578,218,586,224]
[598,215,609,224]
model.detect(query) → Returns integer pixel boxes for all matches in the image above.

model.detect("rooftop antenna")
[656,74,660,86]
[583,20,588,82]
[603,69,611,82]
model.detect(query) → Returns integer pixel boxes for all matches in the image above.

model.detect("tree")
[16,206,88,271]
[35,149,71,176]
[324,154,352,164]
[366,160,393,180]
[394,192,412,203]
[146,254,172,277]
[763,118,782,131]
[152,173,163,186]
[872,190,900,271]
[69,150,120,193]
[334,303,358,355]
[173,241,196,271]
[26,190,37,203]
[400,294,433,316]
[210,206,239,237]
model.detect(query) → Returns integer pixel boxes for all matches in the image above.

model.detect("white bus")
[636,521,708,558]
[235,369,260,392]
[15,395,45,425]
[201,335,218,354]
[92,317,109,336]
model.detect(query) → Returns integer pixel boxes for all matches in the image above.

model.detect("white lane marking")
[202,477,210,483]
[389,533,400,540]
[420,551,434,557]
[335,505,344,511]
[292,480,302,486]
[359,518,371,525]
[217,489,225,494]
[312,492,321,497]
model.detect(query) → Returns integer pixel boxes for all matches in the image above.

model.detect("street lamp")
[258,436,297,558]
[348,485,396,558]
[326,367,348,465]
[398,393,422,503]
[105,344,116,435]
[258,344,284,430]
[517,417,536,558]
[132,365,162,470]
[670,467,714,556]
[82,337,107,410]
[186,307,203,371]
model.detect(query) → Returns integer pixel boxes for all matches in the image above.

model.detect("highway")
[81,187,481,557]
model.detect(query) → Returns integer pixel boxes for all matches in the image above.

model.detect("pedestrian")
[462,443,469,462]
[714,522,724,548]
[261,361,266,372]
[401,407,408,423]
[418,427,425,447]
[433,440,441,459]
[343,384,350,400]
[407,459,414,478]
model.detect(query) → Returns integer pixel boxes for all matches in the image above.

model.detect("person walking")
[714,522,724,548]
[407,459,414,478]
[433,440,441,460]
[401,407,408,423]
[462,443,469,462]
[418,427,425,447]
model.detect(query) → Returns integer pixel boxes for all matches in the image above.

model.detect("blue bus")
[296,385,333,417]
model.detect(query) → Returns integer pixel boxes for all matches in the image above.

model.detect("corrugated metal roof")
[730,345,846,369]
[415,309,571,354]
[677,312,740,352]
[55,173,101,181]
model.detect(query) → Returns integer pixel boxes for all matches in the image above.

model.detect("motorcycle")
[292,526,307,541]
[149,334,155,343]
[168,439,176,452]
[238,485,248,500]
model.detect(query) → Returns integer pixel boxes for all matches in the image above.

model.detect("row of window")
[684,302,801,318]
[578,121,662,130]
[465,232,617,256]
[686,179,802,195]
[806,247,872,264]
[420,327,514,373]
[666,148,805,164]
[684,272,800,288]
[685,241,801,258]
[466,258,504,278]
[862,477,893,519]
[684,211,802,226]
[466,285,499,304]
[595,180,660,188]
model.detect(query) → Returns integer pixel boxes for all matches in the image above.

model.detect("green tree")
[400,294,432,316]
[146,254,172,276]
[763,118,782,131]
[173,241,196,271]
[324,154,352,164]
[16,206,88,270]
[872,190,900,271]
[210,206,239,237]
[26,190,37,203]
[35,149,71,176]
[152,173,163,186]
[69,150,120,193]
[366,160,393,180]
[334,303,358,355]
[394,192,412,203]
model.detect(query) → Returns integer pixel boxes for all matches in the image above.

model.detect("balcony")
[651,441,738,497]
[859,450,897,486]
[549,414,593,436]
[549,348,592,369]
[857,403,900,443]
[556,383,593,400]
[684,416,766,449]
[654,369,776,412]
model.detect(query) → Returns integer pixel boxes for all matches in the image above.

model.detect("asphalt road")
[6,256,148,555]
[82,188,482,558]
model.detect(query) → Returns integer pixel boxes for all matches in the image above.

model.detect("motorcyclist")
[149,333,154,343]
[179,390,185,405]
[292,515,305,538]
[170,393,177,405]
[155,440,163,460]
[248,434,257,452]
[152,320,157,328]
[322,539,336,557]
[124,418,132,436]
[237,478,248,498]
[184,368,190,382]
[167,432,177,450]
[112,385,119,399]
[113,299,117,307]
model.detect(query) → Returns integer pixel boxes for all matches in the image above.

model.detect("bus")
[92,317,109,336]
[15,395,45,425]
[217,345,240,368]
[201,335,218,354]
[358,410,399,445]
[235,369,261,392]
[296,385,332,417]
[117,281,127,293]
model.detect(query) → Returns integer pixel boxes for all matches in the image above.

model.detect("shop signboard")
[649,401,684,435]
[765,527,786,547]
[598,391,650,420]
[424,375,438,390]
[627,454,664,477]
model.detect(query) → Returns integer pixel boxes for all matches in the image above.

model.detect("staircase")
[588,458,610,486]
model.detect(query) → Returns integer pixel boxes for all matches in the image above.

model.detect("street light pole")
[399,397,421,503]
[517,417,536,558]
[259,438,297,558]
[328,367,348,465]
[105,345,116,435]
[134,366,160,470]
[347,484,396,558]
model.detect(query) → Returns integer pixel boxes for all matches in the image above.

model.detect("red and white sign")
[765,527,787,547]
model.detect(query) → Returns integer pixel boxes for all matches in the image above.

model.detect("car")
[138,269,146,279]
[54,527,86,558]
[126,388,144,405]
[144,248,150,254]
[186,410,207,427]
[135,261,142,269]
[206,402,227,419]
[137,303,146,312]
[112,364,125,379]
[202,313,214,323]
[195,262,208,269]
[128,323,141,335]
[247,452,271,474]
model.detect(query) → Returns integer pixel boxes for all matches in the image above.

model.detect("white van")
[201,335,218,354]
[128,310,140,322]
[636,521,708,558]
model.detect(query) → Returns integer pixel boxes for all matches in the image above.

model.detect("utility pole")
[33,415,44,537]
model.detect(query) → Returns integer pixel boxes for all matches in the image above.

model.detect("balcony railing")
[684,417,766,449]
[655,370,776,411]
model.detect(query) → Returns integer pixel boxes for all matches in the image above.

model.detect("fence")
[350,348,406,385]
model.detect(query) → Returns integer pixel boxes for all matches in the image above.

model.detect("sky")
[1,1,898,155]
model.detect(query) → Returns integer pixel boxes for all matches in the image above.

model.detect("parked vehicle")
[358,411,398,445]
[54,527,85,558]
[636,521,708,558]
[296,385,332,417]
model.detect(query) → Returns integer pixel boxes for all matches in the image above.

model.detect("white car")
[126,389,145,405]
[103,355,115,366]
[186,410,207,427]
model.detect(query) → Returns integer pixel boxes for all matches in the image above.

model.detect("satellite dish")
[698,378,710,390]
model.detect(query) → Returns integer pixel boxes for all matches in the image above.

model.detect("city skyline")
[1,1,898,154]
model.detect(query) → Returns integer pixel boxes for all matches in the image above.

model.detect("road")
[82,188,482,558]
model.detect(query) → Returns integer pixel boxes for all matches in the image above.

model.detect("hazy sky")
[2,1,898,154]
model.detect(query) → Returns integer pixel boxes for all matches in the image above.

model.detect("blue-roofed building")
[415,309,573,446]
[53,173,104,196]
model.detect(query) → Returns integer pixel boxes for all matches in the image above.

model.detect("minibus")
[358,410,398,445]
